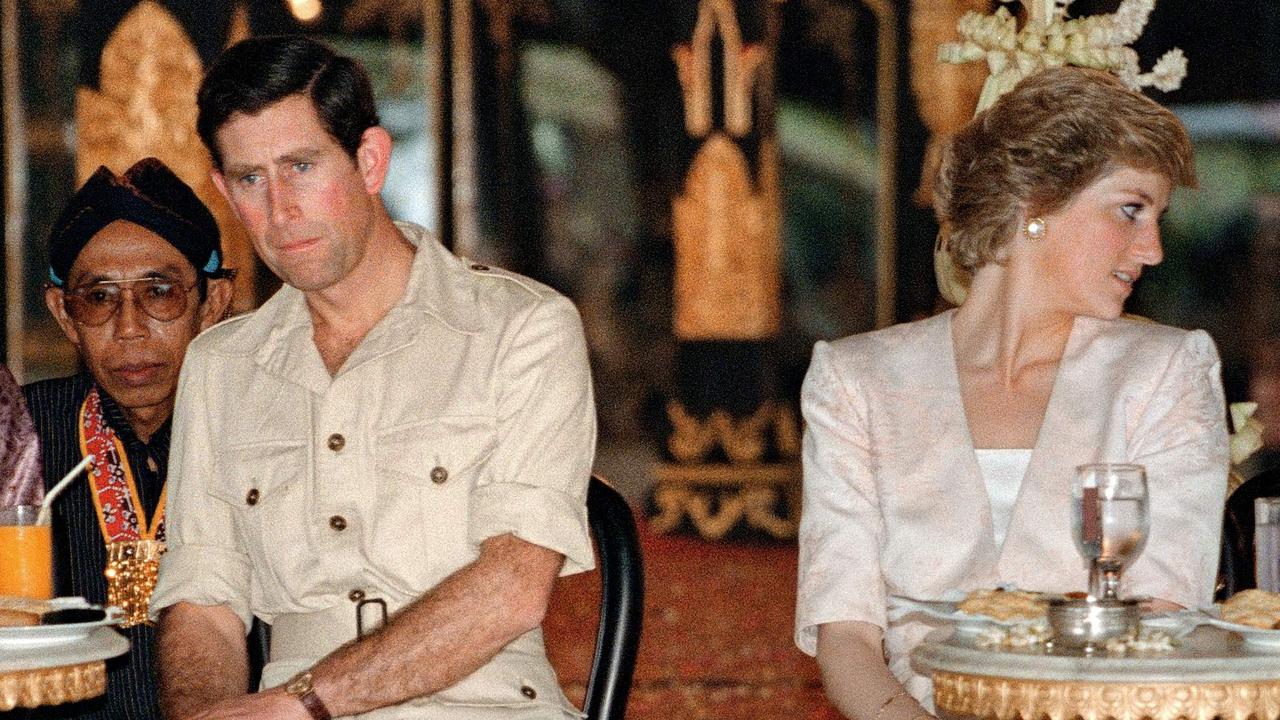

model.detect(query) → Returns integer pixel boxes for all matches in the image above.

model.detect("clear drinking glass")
[1072,464,1149,599]
[1255,497,1280,592]
[0,505,54,599]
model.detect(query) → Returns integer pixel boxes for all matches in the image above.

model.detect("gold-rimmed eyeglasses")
[58,276,198,327]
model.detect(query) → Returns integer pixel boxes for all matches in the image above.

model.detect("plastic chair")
[243,475,645,719]
[583,474,645,719]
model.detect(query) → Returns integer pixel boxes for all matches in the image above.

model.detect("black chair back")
[1219,467,1280,600]
[247,617,270,691]
[584,475,645,720]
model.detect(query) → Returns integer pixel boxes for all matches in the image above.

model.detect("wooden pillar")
[426,0,455,251]
[652,0,801,541]
[2,0,28,374]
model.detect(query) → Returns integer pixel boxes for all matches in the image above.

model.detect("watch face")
[286,672,312,695]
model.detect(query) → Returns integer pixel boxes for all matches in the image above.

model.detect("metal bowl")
[1047,597,1140,648]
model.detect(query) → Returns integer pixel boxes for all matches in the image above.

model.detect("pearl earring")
[1024,217,1047,241]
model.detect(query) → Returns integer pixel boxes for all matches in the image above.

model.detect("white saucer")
[0,598,124,648]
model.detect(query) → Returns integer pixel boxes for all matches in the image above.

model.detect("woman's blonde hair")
[934,66,1196,273]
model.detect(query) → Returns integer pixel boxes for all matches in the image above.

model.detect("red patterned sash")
[78,387,166,543]
[77,387,166,626]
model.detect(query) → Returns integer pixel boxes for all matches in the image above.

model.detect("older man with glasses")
[23,156,233,720]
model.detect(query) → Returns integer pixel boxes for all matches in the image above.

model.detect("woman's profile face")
[1032,165,1172,320]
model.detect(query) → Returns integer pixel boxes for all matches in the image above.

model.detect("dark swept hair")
[197,35,380,169]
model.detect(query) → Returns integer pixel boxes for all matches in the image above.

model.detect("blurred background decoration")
[4,0,1280,512]
[2,1,1279,712]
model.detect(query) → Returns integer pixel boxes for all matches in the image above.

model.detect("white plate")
[0,598,124,647]
[1199,607,1280,648]
[889,594,1047,635]
[1139,609,1211,638]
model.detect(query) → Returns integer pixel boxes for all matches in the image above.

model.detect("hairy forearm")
[309,534,562,717]
[158,602,250,719]
[817,622,932,720]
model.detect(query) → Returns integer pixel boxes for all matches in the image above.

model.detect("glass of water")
[1073,464,1150,599]
[1255,497,1280,592]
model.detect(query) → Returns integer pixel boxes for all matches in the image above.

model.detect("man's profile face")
[211,93,380,293]
[45,220,218,420]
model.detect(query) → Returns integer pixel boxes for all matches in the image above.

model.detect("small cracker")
[0,608,39,627]
[1222,589,1280,628]
[957,589,1048,621]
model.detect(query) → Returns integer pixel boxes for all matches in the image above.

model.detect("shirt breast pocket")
[212,440,310,603]
[374,416,496,585]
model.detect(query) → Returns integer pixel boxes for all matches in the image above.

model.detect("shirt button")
[470,263,489,272]
[327,433,345,452]
[430,466,448,484]
[348,589,366,602]
[520,685,537,700]
[246,488,260,506]
[329,515,348,531]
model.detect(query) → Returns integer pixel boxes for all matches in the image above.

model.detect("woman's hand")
[816,621,935,720]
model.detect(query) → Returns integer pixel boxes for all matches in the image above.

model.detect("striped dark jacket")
[23,373,167,720]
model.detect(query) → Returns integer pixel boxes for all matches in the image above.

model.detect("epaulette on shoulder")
[461,259,549,297]
[196,309,252,341]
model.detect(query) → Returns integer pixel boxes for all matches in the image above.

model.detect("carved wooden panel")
[672,133,779,341]
[76,1,255,312]
[672,0,765,138]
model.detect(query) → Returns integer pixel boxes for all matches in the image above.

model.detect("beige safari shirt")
[152,223,596,719]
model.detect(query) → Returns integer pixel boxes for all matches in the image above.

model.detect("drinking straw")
[36,456,93,525]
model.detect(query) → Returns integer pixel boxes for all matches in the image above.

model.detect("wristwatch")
[284,670,332,720]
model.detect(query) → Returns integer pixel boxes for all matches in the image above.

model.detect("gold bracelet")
[874,689,910,719]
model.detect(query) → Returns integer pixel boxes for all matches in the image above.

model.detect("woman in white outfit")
[795,66,1229,720]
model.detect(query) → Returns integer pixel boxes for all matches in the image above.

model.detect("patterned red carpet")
[544,512,842,719]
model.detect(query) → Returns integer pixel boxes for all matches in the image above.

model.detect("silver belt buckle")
[356,598,388,639]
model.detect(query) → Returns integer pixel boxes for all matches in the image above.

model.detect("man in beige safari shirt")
[150,36,595,720]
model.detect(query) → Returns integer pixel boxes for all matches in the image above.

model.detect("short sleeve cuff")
[794,607,887,656]
[796,625,819,656]
[151,543,253,630]
[469,481,595,575]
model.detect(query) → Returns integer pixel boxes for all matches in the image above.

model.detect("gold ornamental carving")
[0,661,106,710]
[666,400,799,464]
[76,1,256,312]
[672,133,780,340]
[672,0,765,138]
[656,402,801,539]
[908,0,990,204]
[933,671,1280,720]
[651,462,801,539]
[660,0,791,540]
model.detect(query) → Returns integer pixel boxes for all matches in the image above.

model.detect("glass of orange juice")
[0,505,53,599]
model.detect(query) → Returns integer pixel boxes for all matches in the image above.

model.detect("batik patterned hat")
[47,157,228,286]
